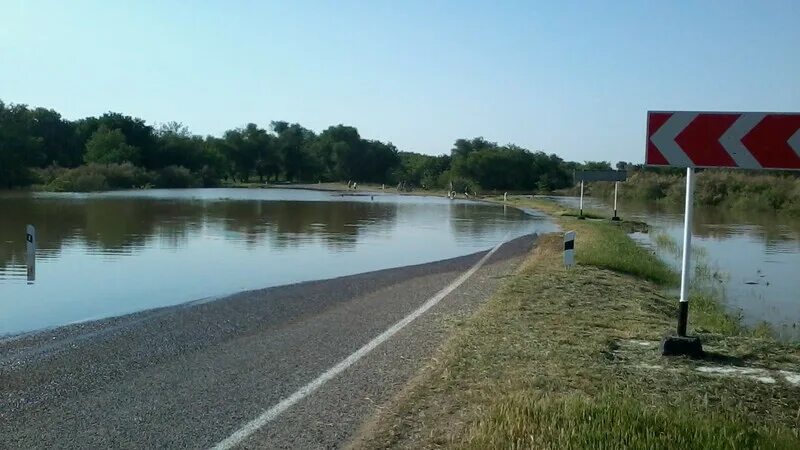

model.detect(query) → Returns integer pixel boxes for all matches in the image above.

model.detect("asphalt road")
[0,234,535,449]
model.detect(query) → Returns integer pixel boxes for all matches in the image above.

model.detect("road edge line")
[211,234,511,450]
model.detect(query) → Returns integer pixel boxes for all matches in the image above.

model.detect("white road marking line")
[211,235,511,450]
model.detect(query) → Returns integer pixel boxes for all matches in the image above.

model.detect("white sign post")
[564,231,575,268]
[574,170,627,220]
[677,168,695,336]
[26,224,36,283]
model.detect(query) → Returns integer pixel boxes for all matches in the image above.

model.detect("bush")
[47,169,109,192]
[154,165,200,188]
[41,163,152,192]
[198,164,222,187]
[100,163,152,189]
[598,169,800,215]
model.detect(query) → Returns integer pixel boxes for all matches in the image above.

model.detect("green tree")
[272,121,316,181]
[451,137,496,159]
[30,107,81,167]
[581,161,613,171]
[84,126,141,165]
[0,101,41,188]
[77,113,157,167]
[154,122,208,171]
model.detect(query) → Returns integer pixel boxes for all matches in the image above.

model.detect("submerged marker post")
[26,224,36,283]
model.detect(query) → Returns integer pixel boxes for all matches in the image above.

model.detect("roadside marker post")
[26,224,36,283]
[578,181,584,219]
[564,231,575,268]
[647,110,800,356]
[612,181,620,221]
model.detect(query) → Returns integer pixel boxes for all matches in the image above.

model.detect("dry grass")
[349,199,800,449]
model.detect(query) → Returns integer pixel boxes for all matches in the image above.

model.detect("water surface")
[0,188,554,335]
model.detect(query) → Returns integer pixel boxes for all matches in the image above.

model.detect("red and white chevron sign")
[646,111,800,170]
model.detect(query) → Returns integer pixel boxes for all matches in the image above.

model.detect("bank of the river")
[350,198,800,449]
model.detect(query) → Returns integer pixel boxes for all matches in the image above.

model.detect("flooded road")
[0,188,555,335]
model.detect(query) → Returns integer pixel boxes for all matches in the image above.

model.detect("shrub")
[42,163,152,192]
[101,162,152,189]
[154,165,200,188]
[599,169,800,214]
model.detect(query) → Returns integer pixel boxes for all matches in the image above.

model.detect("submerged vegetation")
[350,198,800,449]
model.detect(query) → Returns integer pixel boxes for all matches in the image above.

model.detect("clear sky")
[1,0,798,163]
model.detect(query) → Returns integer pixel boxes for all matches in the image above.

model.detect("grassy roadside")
[349,197,800,449]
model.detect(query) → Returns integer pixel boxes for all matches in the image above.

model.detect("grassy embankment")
[350,197,800,449]
[591,170,800,216]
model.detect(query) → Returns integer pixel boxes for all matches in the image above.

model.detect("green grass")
[575,221,677,286]
[464,393,797,450]
[653,231,681,256]
[559,209,607,220]
[349,197,800,450]
[505,196,677,286]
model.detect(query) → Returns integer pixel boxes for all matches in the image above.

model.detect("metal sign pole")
[579,181,584,218]
[677,168,695,336]
[612,181,620,221]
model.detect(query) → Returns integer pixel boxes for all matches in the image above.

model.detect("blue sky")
[1,0,798,163]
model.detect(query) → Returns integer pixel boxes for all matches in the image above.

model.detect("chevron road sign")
[646,111,800,170]
[646,110,800,354]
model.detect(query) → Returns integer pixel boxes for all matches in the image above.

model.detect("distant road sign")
[574,170,627,182]
[646,111,800,170]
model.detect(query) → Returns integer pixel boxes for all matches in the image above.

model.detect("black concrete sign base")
[661,335,704,357]
[611,216,621,222]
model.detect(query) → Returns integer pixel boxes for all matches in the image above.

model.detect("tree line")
[1,99,605,192]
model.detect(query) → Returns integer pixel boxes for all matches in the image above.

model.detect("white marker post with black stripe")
[26,224,36,283]
[564,231,575,268]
